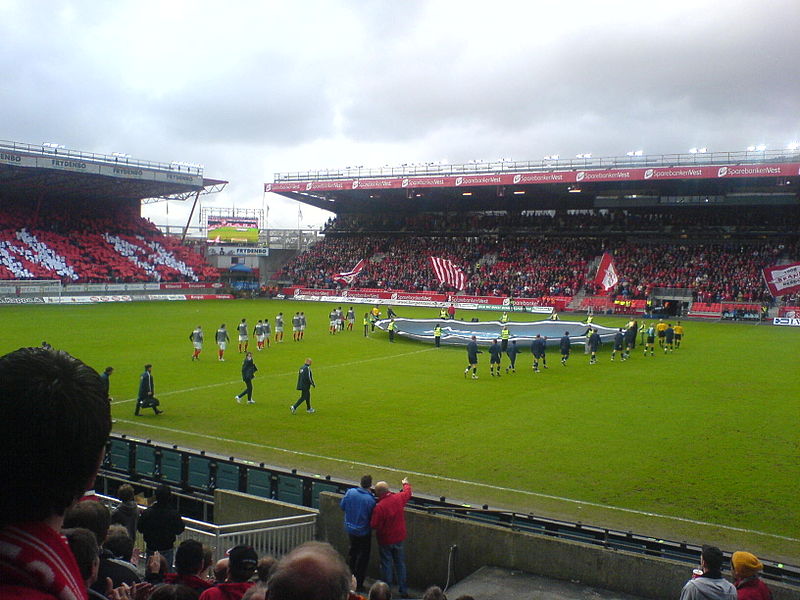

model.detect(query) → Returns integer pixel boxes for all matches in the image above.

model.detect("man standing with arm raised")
[370,477,412,599]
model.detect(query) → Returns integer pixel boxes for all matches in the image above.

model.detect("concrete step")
[444,565,648,600]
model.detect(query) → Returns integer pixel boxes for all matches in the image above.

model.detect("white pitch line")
[111,347,436,405]
[112,418,798,543]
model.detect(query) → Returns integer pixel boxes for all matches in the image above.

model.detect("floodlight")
[787,143,799,150]
[756,144,766,151]
[746,146,756,152]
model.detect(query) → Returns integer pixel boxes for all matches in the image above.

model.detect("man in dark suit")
[291,358,316,414]
[136,364,162,416]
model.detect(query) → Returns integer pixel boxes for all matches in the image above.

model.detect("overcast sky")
[1,0,798,230]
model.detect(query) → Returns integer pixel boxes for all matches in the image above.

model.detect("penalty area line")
[111,347,436,405]
[112,419,797,543]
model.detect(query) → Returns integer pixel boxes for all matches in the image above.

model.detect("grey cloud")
[338,2,800,147]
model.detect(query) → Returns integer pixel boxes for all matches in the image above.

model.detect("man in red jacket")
[370,477,412,598]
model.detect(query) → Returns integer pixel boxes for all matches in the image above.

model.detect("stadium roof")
[269,150,800,213]
[0,140,227,204]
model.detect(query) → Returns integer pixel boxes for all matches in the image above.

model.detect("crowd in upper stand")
[0,200,218,283]
[280,209,799,303]
[324,206,800,235]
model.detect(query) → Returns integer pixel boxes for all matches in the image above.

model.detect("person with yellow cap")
[731,551,772,600]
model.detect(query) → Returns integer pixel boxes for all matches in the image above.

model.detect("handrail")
[0,139,203,175]
[273,149,800,182]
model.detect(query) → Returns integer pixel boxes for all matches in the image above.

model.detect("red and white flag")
[763,261,800,297]
[332,259,367,286]
[594,252,619,293]
[429,256,466,290]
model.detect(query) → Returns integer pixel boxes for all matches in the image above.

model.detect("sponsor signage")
[773,317,800,327]
[0,149,203,186]
[266,162,800,192]
[35,294,232,305]
[160,282,224,290]
[448,294,505,305]
[46,295,134,304]
[0,296,45,304]
[186,294,235,300]
[232,247,268,256]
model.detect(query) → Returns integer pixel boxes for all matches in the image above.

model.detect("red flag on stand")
[594,252,619,294]
[332,259,367,286]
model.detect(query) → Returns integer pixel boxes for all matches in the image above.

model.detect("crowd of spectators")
[600,242,799,303]
[276,228,798,303]
[0,199,218,283]
[325,207,800,235]
[275,235,595,297]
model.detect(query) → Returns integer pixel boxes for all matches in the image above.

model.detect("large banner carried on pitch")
[763,262,800,297]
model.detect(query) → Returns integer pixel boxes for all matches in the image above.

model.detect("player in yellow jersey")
[655,319,668,348]
[673,321,684,349]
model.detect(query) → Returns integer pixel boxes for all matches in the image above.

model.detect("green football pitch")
[2,299,798,561]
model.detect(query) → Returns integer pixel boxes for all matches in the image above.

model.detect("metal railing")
[98,494,316,563]
[0,139,204,175]
[273,149,800,182]
[178,514,317,562]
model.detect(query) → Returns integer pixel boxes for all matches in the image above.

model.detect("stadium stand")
[0,198,218,283]
[275,210,799,305]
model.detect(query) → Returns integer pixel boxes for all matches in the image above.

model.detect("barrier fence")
[99,434,799,587]
[99,493,316,564]
[177,514,316,563]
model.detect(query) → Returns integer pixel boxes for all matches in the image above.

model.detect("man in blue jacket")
[588,329,602,364]
[560,331,571,365]
[488,338,502,377]
[340,475,376,591]
[463,336,481,379]
[531,334,547,373]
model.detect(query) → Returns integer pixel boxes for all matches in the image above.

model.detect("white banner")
[289,292,553,313]
[772,317,800,327]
